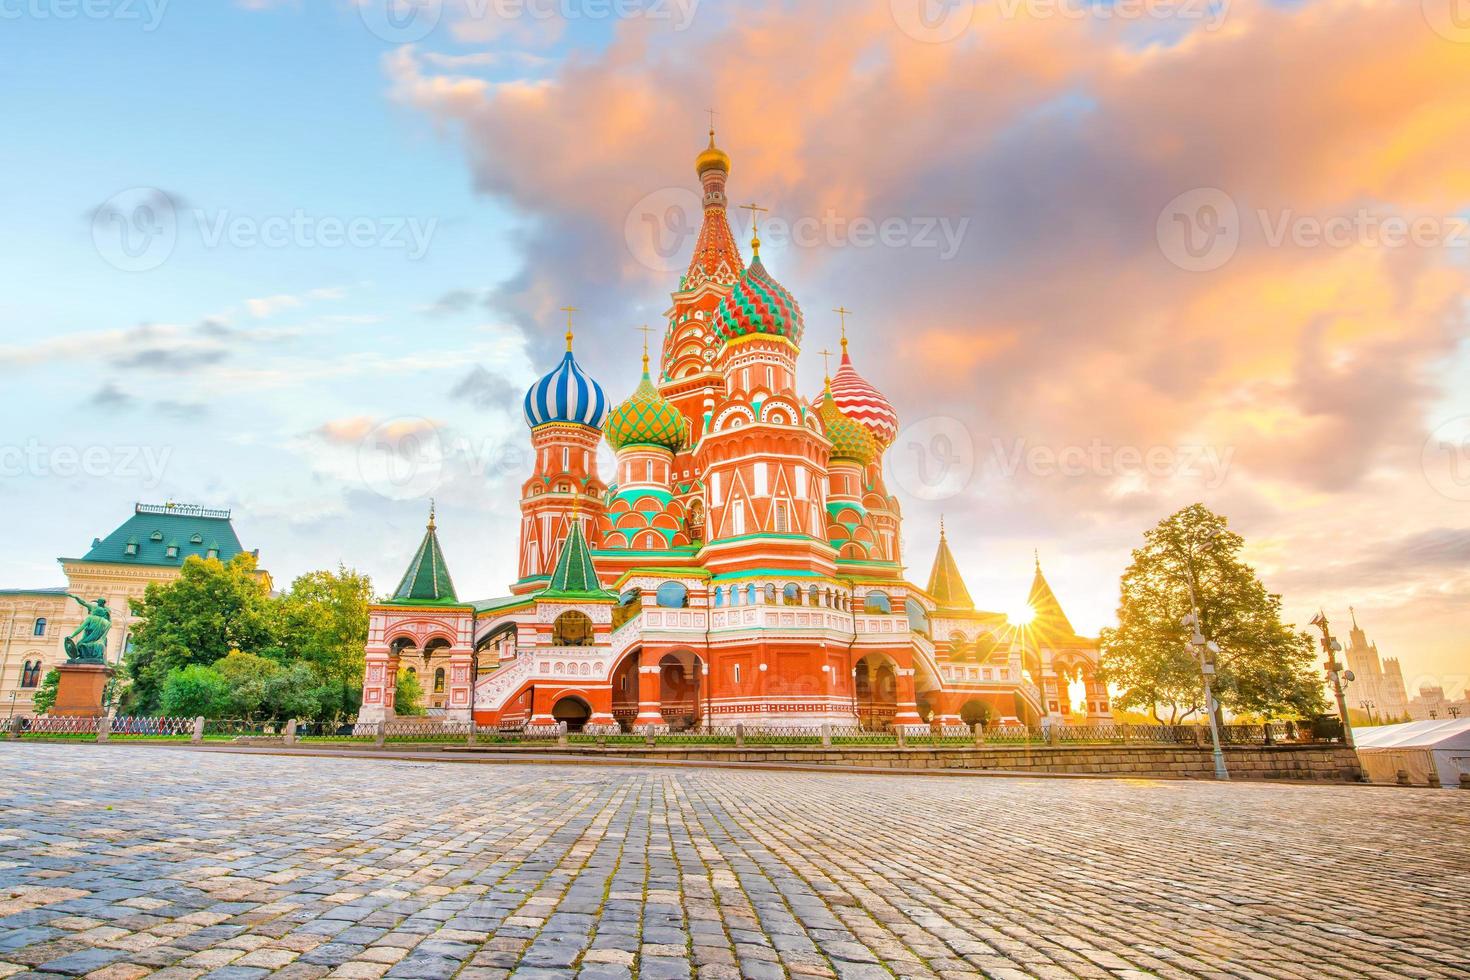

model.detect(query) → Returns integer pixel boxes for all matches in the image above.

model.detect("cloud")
[89,383,134,410]
[118,348,231,371]
[423,288,486,317]
[450,365,519,409]
[381,0,1470,683]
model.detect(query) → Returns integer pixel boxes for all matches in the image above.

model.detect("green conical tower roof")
[542,517,614,600]
[926,519,974,611]
[391,505,458,604]
[1027,553,1076,637]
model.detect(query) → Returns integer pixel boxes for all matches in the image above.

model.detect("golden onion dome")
[818,384,879,467]
[696,129,730,176]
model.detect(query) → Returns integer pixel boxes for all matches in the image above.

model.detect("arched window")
[746,584,756,605]
[434,668,445,693]
[21,661,41,687]
[905,599,930,636]
[713,587,724,608]
[552,610,595,646]
[32,618,47,637]
[863,592,892,614]
[764,584,777,604]
[808,585,820,607]
[656,582,689,609]
[782,584,800,606]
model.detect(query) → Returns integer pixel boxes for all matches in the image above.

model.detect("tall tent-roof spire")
[391,504,458,603]
[542,517,614,599]
[926,519,975,611]
[685,123,745,289]
[1027,553,1076,637]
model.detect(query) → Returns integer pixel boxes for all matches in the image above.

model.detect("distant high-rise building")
[1342,608,1409,723]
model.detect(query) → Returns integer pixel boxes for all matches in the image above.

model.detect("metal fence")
[7,715,1339,748]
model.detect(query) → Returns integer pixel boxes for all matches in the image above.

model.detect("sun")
[1007,603,1036,627]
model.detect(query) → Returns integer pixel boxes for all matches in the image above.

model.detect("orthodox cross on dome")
[637,324,653,371]
[706,107,718,133]
[560,305,579,351]
[738,202,768,256]
[428,498,436,530]
[818,348,834,382]
[833,306,853,351]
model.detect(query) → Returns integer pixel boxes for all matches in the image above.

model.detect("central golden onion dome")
[696,129,730,176]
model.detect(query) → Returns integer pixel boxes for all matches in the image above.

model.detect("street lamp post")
[1310,611,1355,749]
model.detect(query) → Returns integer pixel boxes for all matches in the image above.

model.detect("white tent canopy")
[1355,718,1470,788]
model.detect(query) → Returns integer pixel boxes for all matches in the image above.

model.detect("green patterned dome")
[818,384,878,466]
[712,253,804,346]
[605,359,689,453]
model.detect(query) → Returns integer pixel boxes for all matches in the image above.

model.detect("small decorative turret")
[392,501,458,603]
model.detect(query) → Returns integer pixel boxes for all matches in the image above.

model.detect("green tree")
[213,651,283,718]
[122,553,278,713]
[277,566,372,687]
[395,669,426,717]
[160,665,234,717]
[1100,503,1326,725]
[30,670,60,715]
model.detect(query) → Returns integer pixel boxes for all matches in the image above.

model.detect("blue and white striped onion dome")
[524,351,608,429]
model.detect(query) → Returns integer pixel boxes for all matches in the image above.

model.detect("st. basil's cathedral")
[357,132,1110,733]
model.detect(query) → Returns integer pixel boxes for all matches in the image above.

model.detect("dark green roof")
[0,587,67,597]
[66,504,247,569]
[926,528,974,611]
[391,516,458,604]
[541,520,615,601]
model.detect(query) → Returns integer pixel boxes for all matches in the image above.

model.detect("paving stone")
[0,745,1463,980]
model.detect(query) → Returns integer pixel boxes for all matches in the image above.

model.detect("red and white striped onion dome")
[829,344,898,449]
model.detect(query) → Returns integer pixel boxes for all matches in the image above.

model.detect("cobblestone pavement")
[1,746,1466,980]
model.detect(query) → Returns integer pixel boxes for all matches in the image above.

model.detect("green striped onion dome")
[605,364,689,453]
[818,385,878,466]
[712,254,804,346]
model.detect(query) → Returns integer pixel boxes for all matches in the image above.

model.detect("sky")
[2,0,1468,698]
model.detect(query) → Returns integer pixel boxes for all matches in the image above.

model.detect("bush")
[161,665,234,718]
[395,669,426,716]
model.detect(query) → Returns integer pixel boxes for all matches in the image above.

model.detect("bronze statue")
[64,595,111,664]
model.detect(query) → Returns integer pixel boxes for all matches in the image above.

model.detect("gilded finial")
[939,514,946,538]
[428,498,437,531]
[738,202,768,257]
[637,324,653,373]
[833,307,853,351]
[1034,548,1040,571]
[818,347,834,382]
[560,306,579,351]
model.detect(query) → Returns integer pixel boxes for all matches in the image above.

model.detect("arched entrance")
[960,699,993,726]
[552,696,592,733]
[659,652,702,731]
[853,654,897,729]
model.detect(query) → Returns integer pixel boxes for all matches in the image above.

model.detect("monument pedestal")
[53,663,113,717]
